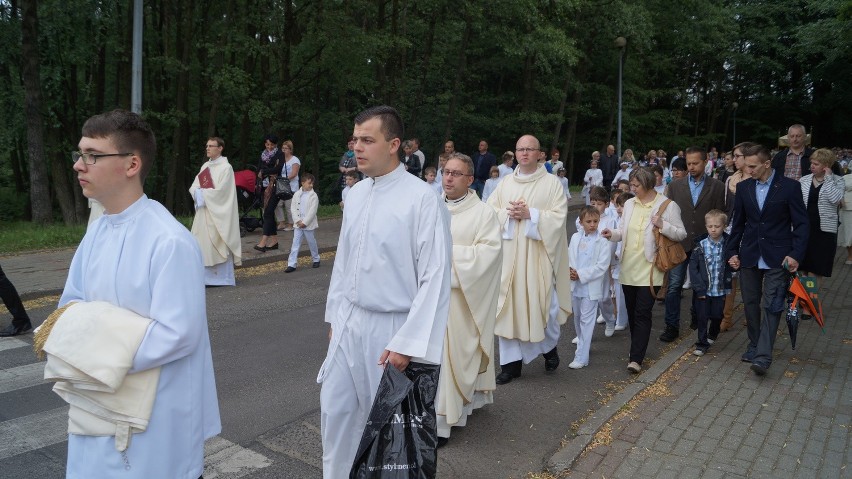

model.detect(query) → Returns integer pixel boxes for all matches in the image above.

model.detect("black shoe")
[312,261,320,268]
[659,326,679,342]
[689,315,698,331]
[495,361,522,385]
[253,244,267,252]
[437,437,449,449]
[750,363,767,376]
[266,243,279,250]
[284,266,296,273]
[0,323,33,337]
[543,347,560,372]
[741,351,755,362]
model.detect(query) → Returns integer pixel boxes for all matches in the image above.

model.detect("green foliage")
[2,0,850,224]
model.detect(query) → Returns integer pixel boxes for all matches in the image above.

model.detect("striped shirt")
[700,236,725,297]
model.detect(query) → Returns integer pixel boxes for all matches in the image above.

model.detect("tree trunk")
[20,0,52,224]
[442,15,471,142]
[165,0,194,215]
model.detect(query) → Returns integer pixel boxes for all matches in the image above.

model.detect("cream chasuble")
[189,156,242,277]
[486,165,572,342]
[437,191,502,436]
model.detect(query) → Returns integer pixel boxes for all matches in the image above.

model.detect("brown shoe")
[719,319,733,332]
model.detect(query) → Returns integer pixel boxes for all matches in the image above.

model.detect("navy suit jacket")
[726,172,809,269]
[471,151,497,182]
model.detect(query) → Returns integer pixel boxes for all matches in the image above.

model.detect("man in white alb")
[317,106,452,478]
[486,134,572,384]
[189,136,242,286]
[435,152,502,447]
[62,109,220,478]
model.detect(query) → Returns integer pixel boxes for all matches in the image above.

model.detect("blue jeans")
[663,250,692,329]
[738,267,789,368]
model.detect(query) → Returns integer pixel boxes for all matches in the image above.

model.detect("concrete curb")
[546,334,692,472]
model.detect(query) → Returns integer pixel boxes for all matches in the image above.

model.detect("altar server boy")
[567,206,612,368]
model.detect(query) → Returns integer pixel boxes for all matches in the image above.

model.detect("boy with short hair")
[616,179,630,193]
[573,187,618,334]
[285,173,321,273]
[62,109,220,478]
[567,206,612,368]
[688,209,732,356]
[339,170,359,210]
[424,166,443,196]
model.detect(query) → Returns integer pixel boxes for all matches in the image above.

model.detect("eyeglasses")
[72,151,133,165]
[515,147,539,154]
[733,154,745,159]
[440,169,471,178]
[205,144,221,149]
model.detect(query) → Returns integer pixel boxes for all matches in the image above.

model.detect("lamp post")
[731,102,738,148]
[615,37,627,159]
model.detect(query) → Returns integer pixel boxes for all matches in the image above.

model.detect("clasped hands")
[507,199,530,220]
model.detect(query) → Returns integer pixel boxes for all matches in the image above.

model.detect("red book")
[198,167,215,189]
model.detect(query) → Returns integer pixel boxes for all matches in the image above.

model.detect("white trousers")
[319,303,413,479]
[572,296,598,365]
[599,273,616,327]
[498,287,561,365]
[614,279,628,327]
[288,228,320,267]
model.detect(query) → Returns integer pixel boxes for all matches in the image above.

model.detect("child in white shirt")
[482,166,501,202]
[339,171,359,210]
[557,168,572,200]
[424,166,443,196]
[568,206,612,368]
[285,173,320,273]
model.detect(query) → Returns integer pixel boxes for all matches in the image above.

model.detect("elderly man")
[727,144,808,376]
[772,124,814,180]
[189,137,242,286]
[487,134,572,384]
[600,144,619,190]
[435,152,502,447]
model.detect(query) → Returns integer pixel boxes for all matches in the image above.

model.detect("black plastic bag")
[350,362,440,478]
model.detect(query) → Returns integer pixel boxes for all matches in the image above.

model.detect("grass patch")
[0,204,342,255]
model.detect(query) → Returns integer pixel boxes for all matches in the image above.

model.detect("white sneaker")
[571,336,579,344]
[707,338,715,345]
[568,361,587,369]
[605,326,615,337]
[596,314,605,324]
[627,361,641,373]
[693,348,705,357]
[614,325,627,331]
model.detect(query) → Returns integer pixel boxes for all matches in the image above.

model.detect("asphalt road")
[0,210,685,479]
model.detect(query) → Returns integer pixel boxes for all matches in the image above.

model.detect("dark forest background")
[2,0,850,224]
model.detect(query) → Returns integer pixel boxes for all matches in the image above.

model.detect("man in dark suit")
[771,124,813,180]
[600,144,619,192]
[661,147,726,342]
[471,139,497,198]
[727,144,809,376]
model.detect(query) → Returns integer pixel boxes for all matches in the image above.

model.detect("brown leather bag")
[653,199,687,272]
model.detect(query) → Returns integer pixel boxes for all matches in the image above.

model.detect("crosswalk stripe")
[0,406,69,460]
[203,436,272,478]
[0,362,45,394]
[0,337,30,353]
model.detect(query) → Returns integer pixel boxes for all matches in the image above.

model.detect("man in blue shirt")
[470,139,497,198]
[726,144,809,376]
[661,147,726,342]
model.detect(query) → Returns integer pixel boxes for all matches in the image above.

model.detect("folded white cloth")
[43,301,160,452]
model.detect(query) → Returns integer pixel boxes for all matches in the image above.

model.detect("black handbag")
[276,160,294,201]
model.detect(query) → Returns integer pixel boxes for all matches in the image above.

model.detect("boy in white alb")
[557,168,572,200]
[611,192,634,332]
[575,187,617,336]
[285,173,321,272]
[567,206,612,368]
[62,109,220,479]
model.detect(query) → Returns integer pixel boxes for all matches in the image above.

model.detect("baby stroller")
[234,168,263,237]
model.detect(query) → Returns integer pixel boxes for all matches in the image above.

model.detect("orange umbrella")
[788,274,825,328]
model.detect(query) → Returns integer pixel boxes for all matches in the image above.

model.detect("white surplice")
[60,196,221,479]
[317,163,452,479]
[486,165,572,365]
[189,156,242,286]
[436,191,502,438]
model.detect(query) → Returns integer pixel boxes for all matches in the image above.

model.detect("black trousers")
[0,263,30,327]
[262,195,279,237]
[622,284,659,365]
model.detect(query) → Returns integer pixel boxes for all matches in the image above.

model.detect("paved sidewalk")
[550,250,852,478]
